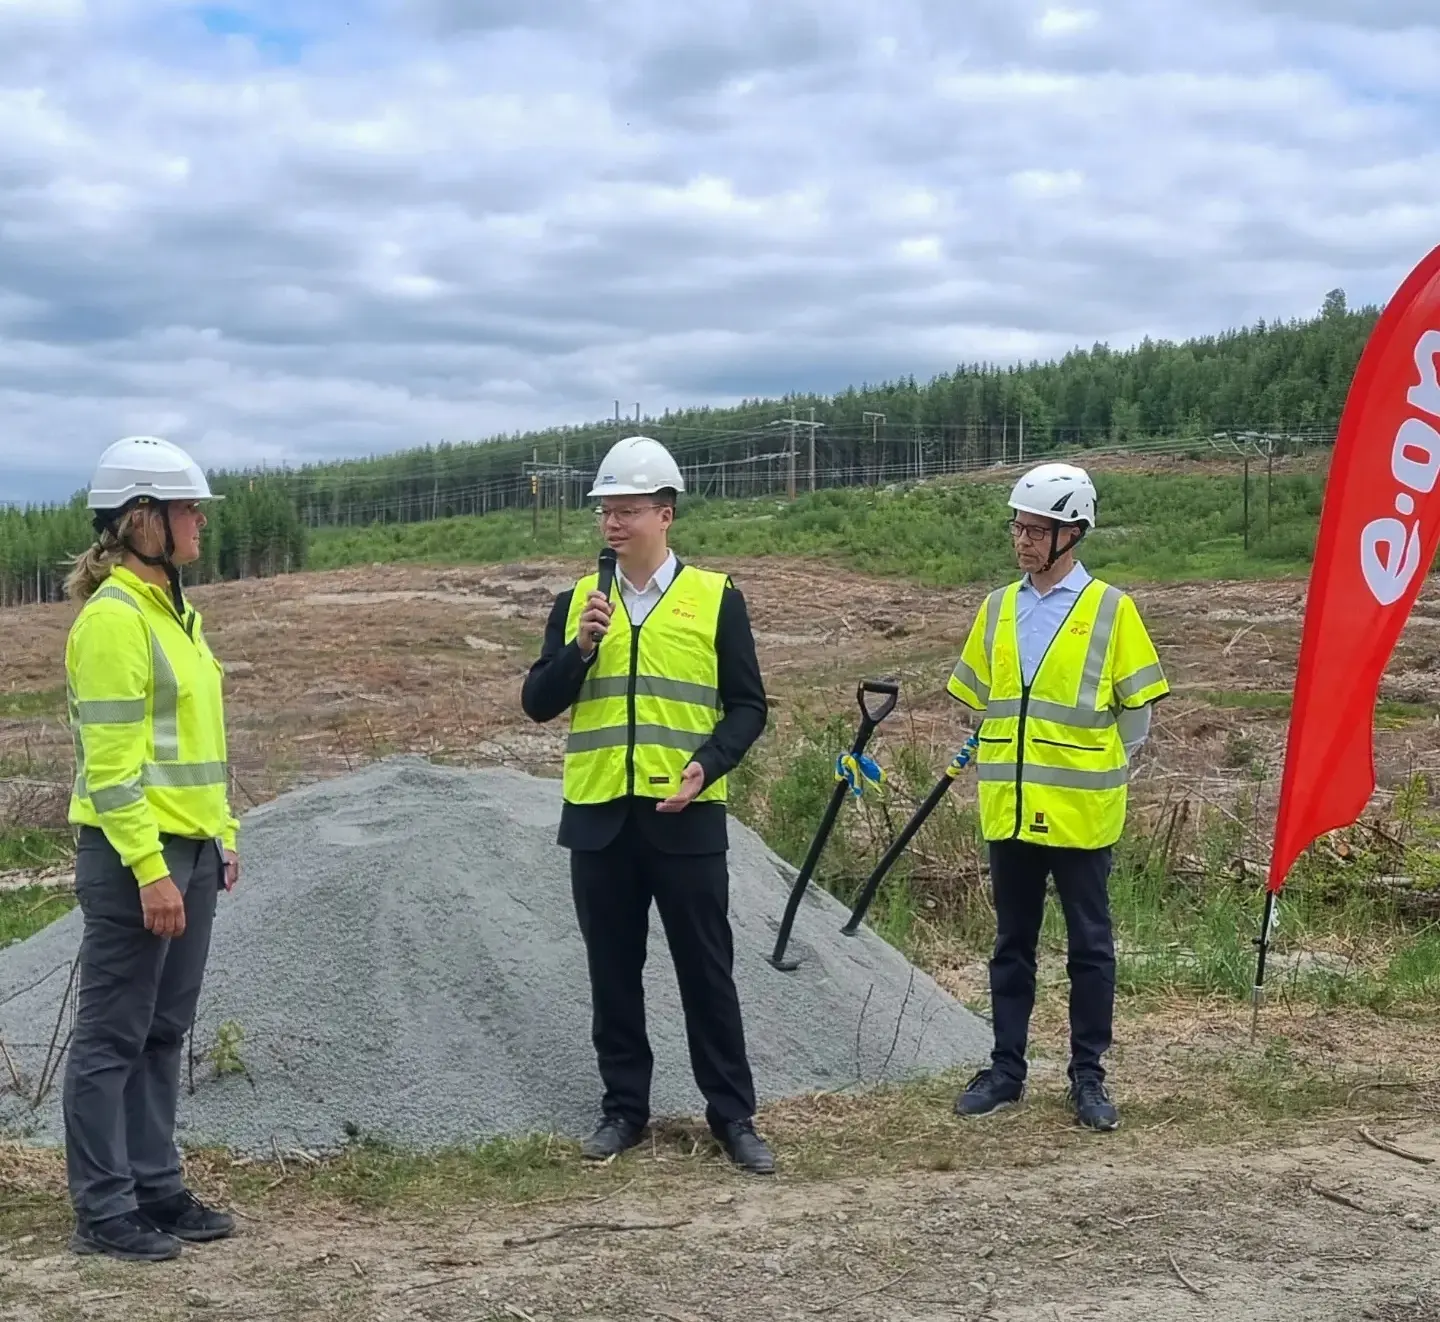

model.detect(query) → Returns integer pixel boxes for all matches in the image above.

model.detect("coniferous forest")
[0,290,1372,606]
[0,479,307,607]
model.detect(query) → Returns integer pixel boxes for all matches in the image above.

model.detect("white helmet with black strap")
[86,436,222,613]
[1008,462,1097,568]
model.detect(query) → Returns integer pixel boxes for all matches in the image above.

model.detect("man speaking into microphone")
[520,436,775,1174]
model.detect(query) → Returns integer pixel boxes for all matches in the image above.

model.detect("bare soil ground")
[6,553,1440,863]
[2,1108,1437,1321]
[3,553,1437,788]
[3,556,1439,1320]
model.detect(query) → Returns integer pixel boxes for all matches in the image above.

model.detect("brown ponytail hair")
[63,509,140,605]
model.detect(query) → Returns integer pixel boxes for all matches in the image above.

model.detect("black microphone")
[596,546,617,599]
[586,546,617,658]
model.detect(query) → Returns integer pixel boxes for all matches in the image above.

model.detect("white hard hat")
[587,435,685,499]
[1008,462,1096,527]
[86,436,221,512]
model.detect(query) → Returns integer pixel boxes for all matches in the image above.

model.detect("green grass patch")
[0,827,72,872]
[732,712,1440,1016]
[1199,689,1293,711]
[1197,690,1438,727]
[0,688,65,719]
[0,884,75,949]
[308,469,1324,586]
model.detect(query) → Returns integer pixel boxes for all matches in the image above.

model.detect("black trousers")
[570,832,756,1133]
[64,829,220,1223]
[987,839,1115,1085]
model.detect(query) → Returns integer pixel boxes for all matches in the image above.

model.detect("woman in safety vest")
[946,462,1168,1132]
[60,436,240,1262]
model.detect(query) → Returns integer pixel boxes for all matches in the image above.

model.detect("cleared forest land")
[1,459,1437,1322]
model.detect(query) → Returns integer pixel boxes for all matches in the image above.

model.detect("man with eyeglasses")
[945,462,1168,1131]
[520,435,775,1174]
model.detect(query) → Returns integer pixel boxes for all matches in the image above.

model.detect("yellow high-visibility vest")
[67,566,238,885]
[947,577,1168,849]
[562,564,729,805]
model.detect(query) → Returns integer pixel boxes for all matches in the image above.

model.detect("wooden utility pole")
[771,410,824,499]
[863,411,885,482]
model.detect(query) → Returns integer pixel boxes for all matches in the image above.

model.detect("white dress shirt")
[617,550,677,626]
[579,550,678,661]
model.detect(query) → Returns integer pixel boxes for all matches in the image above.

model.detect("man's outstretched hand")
[657,761,705,812]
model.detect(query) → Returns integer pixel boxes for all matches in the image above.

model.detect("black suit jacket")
[520,559,769,855]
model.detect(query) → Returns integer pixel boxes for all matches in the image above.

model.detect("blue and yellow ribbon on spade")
[944,733,980,778]
[837,732,977,797]
[835,751,886,798]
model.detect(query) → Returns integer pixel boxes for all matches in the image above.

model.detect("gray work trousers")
[63,827,220,1223]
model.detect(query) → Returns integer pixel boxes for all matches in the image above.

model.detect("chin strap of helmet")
[1044,521,1088,571]
[96,498,186,620]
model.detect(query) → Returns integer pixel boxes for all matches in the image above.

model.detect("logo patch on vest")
[1031,811,1049,834]
[1068,621,1091,637]
[648,775,671,785]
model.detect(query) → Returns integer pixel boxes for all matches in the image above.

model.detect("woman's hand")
[140,877,186,938]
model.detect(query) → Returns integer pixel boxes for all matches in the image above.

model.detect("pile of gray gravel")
[0,758,988,1155]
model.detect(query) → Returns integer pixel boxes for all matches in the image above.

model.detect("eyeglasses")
[1006,519,1053,543]
[594,504,662,525]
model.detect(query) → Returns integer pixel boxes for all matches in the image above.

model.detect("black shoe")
[954,1068,1024,1117]
[580,1116,646,1161]
[69,1211,183,1262]
[1070,1077,1119,1131]
[715,1119,775,1174]
[136,1190,236,1243]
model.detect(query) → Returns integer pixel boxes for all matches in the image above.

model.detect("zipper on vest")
[1008,585,1089,839]
[619,563,684,800]
[625,624,640,798]
[1013,683,1031,839]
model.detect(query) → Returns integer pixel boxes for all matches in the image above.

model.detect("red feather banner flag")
[1253,242,1440,1024]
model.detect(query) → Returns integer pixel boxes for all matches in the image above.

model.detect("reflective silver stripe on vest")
[143,761,228,789]
[576,674,721,709]
[89,778,145,812]
[565,724,709,756]
[77,763,227,805]
[983,587,1006,662]
[88,580,183,757]
[151,635,180,762]
[75,698,147,725]
[1114,662,1165,702]
[983,697,1116,728]
[977,761,1129,790]
[1077,586,1123,710]
[69,691,86,788]
[91,585,142,611]
[949,660,988,704]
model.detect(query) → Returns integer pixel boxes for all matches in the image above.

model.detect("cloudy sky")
[3,0,1438,503]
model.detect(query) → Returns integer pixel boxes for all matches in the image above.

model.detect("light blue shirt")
[1016,561,1092,686]
[1015,560,1151,757]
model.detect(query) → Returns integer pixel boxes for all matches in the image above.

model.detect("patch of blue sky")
[196,4,310,63]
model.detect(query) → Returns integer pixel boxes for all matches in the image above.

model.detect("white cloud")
[1037,7,1099,37]
[1010,168,1085,198]
[1,0,1438,501]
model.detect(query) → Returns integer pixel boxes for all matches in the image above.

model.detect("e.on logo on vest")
[1362,330,1440,607]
